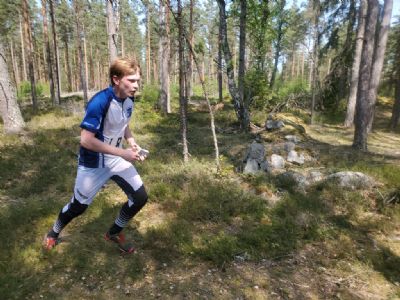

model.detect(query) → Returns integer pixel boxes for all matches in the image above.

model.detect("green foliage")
[272,78,310,109]
[245,68,272,110]
[140,84,160,106]
[17,81,46,101]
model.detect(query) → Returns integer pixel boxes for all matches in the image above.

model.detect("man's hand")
[121,148,141,162]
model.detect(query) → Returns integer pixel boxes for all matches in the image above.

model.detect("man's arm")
[80,129,140,162]
[124,125,138,149]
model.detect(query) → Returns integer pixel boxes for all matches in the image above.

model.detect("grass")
[0,92,400,298]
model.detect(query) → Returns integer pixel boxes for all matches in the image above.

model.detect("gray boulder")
[243,159,260,174]
[266,120,285,130]
[284,142,296,153]
[326,171,375,190]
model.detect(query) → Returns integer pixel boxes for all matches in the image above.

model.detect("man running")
[44,57,148,254]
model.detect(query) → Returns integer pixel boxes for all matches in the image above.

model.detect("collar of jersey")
[108,86,127,102]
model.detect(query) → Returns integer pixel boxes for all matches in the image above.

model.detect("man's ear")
[112,75,120,86]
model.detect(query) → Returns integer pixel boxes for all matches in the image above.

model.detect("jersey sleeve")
[80,90,110,133]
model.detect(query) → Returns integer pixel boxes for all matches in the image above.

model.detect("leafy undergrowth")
[0,96,400,299]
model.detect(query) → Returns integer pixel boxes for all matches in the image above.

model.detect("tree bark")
[42,0,55,104]
[186,0,194,100]
[0,42,25,133]
[10,39,20,87]
[146,6,151,84]
[344,0,367,127]
[238,0,246,103]
[217,0,249,130]
[218,17,223,103]
[107,0,118,64]
[159,0,171,113]
[22,0,37,111]
[74,0,88,102]
[19,15,27,82]
[64,39,72,92]
[178,0,189,162]
[390,73,400,129]
[366,0,393,132]
[270,5,284,88]
[49,0,60,104]
[310,0,320,125]
[353,0,379,151]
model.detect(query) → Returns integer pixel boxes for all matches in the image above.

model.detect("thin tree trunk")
[310,0,320,125]
[146,7,151,84]
[186,0,194,100]
[49,0,60,104]
[19,16,27,82]
[390,74,400,129]
[107,0,118,64]
[83,26,89,92]
[159,0,171,113]
[42,0,55,103]
[64,39,72,92]
[238,0,246,103]
[0,41,25,133]
[22,0,37,110]
[345,0,367,127]
[366,0,393,132]
[218,16,223,103]
[353,0,379,151]
[165,0,221,170]
[217,0,249,130]
[74,0,88,102]
[177,0,189,162]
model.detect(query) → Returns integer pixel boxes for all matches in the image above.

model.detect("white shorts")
[73,156,143,205]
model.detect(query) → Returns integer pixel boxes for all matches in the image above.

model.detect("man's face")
[113,71,141,98]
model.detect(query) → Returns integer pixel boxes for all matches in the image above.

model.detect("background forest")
[1,0,400,299]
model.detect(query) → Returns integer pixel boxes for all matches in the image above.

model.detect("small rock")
[284,142,296,153]
[287,150,305,165]
[243,158,260,174]
[326,171,375,190]
[270,154,285,169]
[116,285,121,289]
[285,135,300,143]
[254,285,259,289]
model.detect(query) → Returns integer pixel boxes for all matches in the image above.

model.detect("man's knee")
[68,198,88,216]
[128,185,148,208]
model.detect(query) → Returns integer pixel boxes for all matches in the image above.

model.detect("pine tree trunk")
[0,41,25,133]
[146,7,151,84]
[353,0,379,151]
[49,0,60,104]
[10,39,20,87]
[107,0,118,64]
[74,0,88,102]
[64,39,72,92]
[178,0,189,162]
[218,17,223,103]
[22,0,37,111]
[42,0,55,104]
[345,0,368,127]
[159,0,171,113]
[310,0,320,125]
[366,0,393,132]
[390,74,400,129]
[19,16,27,82]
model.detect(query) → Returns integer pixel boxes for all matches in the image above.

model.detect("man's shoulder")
[86,87,113,110]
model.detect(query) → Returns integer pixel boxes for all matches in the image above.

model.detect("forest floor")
[0,95,400,299]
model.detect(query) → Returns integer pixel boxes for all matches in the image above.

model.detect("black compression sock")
[47,229,59,238]
[108,223,123,235]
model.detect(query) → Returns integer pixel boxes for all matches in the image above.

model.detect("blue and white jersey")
[79,86,134,168]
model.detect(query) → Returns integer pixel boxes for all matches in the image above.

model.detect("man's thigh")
[110,158,143,192]
[73,166,110,205]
